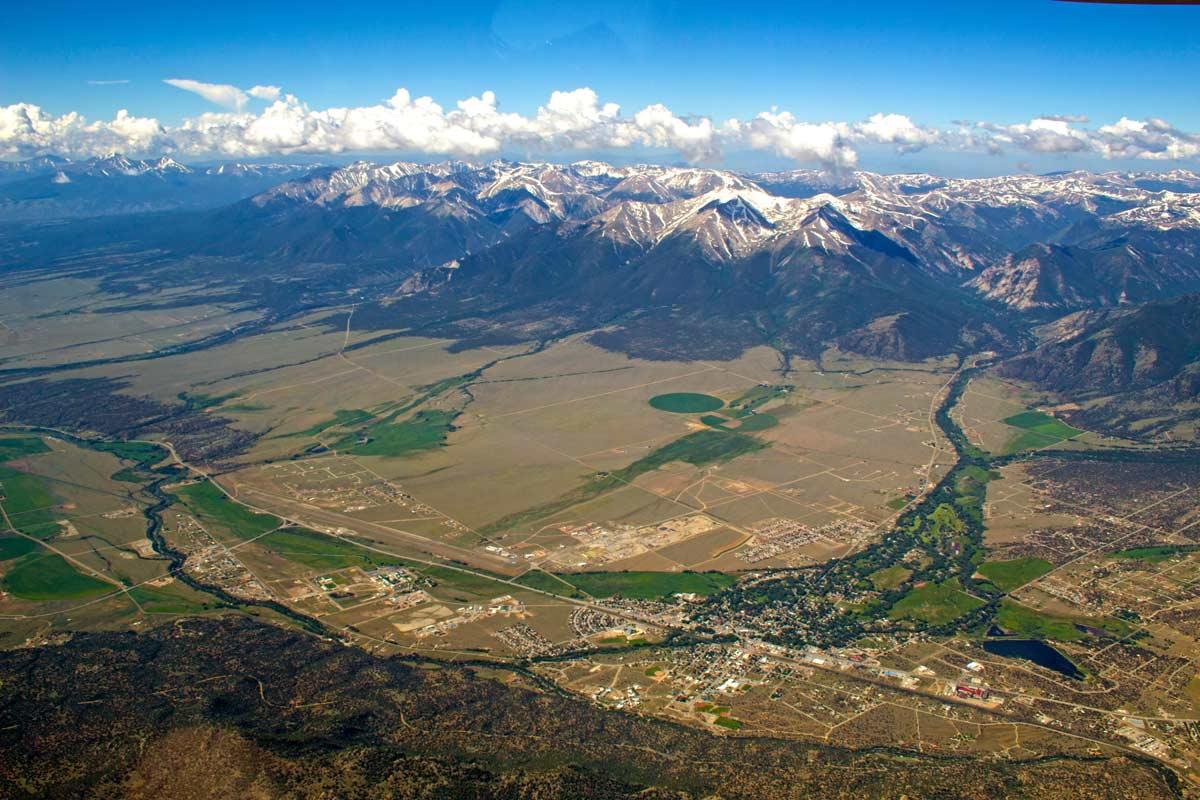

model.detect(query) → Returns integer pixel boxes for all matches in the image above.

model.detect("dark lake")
[982,639,1083,680]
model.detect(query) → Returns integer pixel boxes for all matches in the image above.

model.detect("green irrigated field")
[2,551,113,601]
[648,393,724,413]
[173,481,280,539]
[92,440,167,465]
[0,534,37,560]
[888,580,984,625]
[261,527,404,570]
[727,384,793,416]
[512,569,585,597]
[479,429,768,535]
[1001,411,1083,454]
[730,413,778,431]
[993,599,1130,642]
[549,570,736,600]
[420,564,513,596]
[283,409,374,439]
[335,409,458,457]
[0,436,51,461]
[629,429,767,471]
[1110,544,1200,563]
[0,463,60,538]
[704,411,779,432]
[129,584,215,615]
[977,557,1053,592]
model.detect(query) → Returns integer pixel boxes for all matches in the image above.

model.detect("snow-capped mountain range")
[5,156,1200,360]
[234,159,1200,310]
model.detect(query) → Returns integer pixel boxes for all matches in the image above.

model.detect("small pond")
[982,639,1083,680]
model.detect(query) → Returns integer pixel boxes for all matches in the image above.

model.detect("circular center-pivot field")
[648,393,724,413]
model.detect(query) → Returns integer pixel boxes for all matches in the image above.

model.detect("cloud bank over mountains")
[2,80,1198,168]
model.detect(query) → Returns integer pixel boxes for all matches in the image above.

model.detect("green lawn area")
[648,393,724,413]
[556,570,736,600]
[1110,544,1200,564]
[886,496,910,510]
[0,436,51,461]
[869,564,913,591]
[889,580,984,625]
[336,409,458,457]
[2,551,113,601]
[173,481,280,540]
[713,716,743,730]
[977,557,1053,592]
[1001,411,1083,454]
[260,527,404,570]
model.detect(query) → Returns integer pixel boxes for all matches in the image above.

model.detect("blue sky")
[1,0,1198,173]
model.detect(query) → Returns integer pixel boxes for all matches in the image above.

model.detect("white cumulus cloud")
[2,85,1199,169]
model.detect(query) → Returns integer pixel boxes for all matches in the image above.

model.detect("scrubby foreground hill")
[0,617,1180,800]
